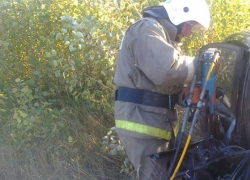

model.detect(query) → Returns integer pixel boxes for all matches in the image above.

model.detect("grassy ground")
[0,101,201,180]
[0,95,132,180]
[0,141,131,180]
[0,127,132,180]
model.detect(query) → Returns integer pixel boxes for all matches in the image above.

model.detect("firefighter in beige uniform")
[114,0,210,179]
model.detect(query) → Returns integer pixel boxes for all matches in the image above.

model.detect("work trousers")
[118,133,170,180]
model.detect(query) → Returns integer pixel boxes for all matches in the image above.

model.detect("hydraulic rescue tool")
[147,30,250,180]
[165,50,220,180]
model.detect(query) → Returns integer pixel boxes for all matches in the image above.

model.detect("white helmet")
[161,0,210,30]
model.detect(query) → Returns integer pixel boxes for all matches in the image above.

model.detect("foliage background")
[0,0,249,179]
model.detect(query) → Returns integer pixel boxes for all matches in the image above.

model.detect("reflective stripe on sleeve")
[115,119,179,140]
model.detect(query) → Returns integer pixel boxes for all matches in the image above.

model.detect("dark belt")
[115,87,178,110]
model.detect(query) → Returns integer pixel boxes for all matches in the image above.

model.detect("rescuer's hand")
[184,85,202,104]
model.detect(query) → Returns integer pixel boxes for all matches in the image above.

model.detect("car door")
[200,42,250,148]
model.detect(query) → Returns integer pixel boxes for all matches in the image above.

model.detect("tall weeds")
[0,95,128,180]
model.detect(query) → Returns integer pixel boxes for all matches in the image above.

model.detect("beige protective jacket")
[114,17,197,140]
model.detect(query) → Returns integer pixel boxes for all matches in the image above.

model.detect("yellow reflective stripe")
[115,119,179,140]
[174,121,179,137]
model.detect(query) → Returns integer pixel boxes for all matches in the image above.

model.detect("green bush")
[0,0,150,178]
[0,0,137,144]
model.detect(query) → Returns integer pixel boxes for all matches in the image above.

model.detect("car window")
[200,43,245,113]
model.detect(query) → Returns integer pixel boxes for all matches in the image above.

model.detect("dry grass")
[176,105,202,141]
[0,132,129,180]
[0,96,130,180]
[0,100,202,180]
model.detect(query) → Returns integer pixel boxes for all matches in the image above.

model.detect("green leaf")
[17,117,22,124]
[125,157,129,164]
[33,70,41,76]
[69,85,73,92]
[52,60,58,67]
[102,141,109,145]
[90,55,95,60]
[23,120,28,125]
[111,127,116,131]
[110,148,117,155]
[68,136,73,143]
[55,70,60,77]
[62,28,67,33]
[43,91,49,96]
[46,52,52,58]
[65,41,70,45]
[4,42,9,47]
[13,112,18,119]
[56,33,62,39]
[117,145,122,151]
[0,99,5,105]
[76,31,83,38]
[17,124,22,129]
[51,50,57,56]
[102,136,108,140]
[12,88,18,93]
[69,44,76,52]
[21,87,28,93]
[28,79,35,86]
[19,111,28,118]
[30,116,36,122]
[15,78,21,82]
[101,71,106,76]
[108,144,116,148]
